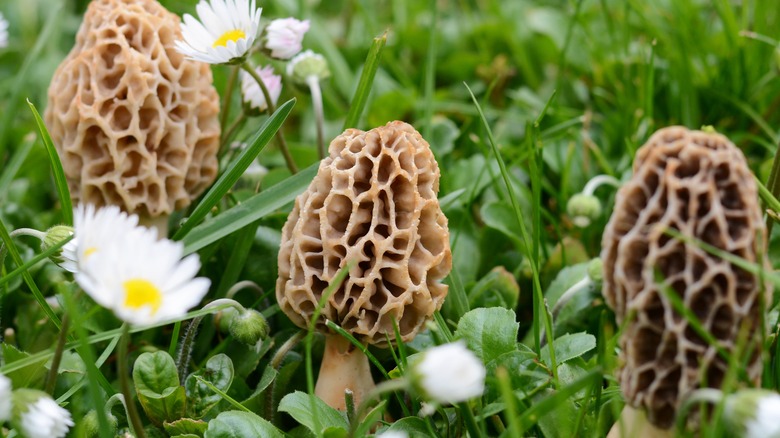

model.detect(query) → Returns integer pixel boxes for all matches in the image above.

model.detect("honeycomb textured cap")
[277,121,452,346]
[601,126,770,429]
[44,0,220,217]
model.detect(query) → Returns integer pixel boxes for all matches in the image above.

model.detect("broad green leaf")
[540,333,596,367]
[429,115,460,156]
[164,418,208,437]
[204,411,283,438]
[241,365,277,409]
[455,307,519,364]
[182,163,317,255]
[185,354,235,418]
[174,98,296,240]
[384,417,432,437]
[27,100,72,224]
[480,201,525,250]
[278,391,348,435]
[133,351,186,425]
[468,266,520,310]
[2,343,47,389]
[343,32,387,130]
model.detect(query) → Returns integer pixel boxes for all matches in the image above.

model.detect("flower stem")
[306,75,326,159]
[219,113,247,157]
[118,324,146,438]
[44,314,70,395]
[458,402,482,438]
[240,63,299,174]
[582,174,621,196]
[220,66,239,129]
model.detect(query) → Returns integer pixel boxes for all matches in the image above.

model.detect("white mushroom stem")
[138,214,169,238]
[315,334,376,411]
[607,406,673,438]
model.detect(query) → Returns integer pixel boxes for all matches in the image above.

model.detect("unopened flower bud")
[264,18,310,60]
[587,258,603,283]
[229,309,269,345]
[240,65,282,114]
[11,389,74,438]
[41,225,77,272]
[81,409,117,438]
[287,50,330,84]
[566,193,602,228]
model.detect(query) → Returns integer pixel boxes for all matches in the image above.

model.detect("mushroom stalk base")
[315,334,376,411]
[607,406,673,438]
[139,214,169,238]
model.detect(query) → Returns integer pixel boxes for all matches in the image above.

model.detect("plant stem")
[176,299,246,381]
[219,113,247,157]
[118,324,146,438]
[307,75,326,159]
[582,174,621,196]
[220,65,239,129]
[44,314,70,395]
[458,402,482,438]
[266,330,306,422]
[240,63,299,174]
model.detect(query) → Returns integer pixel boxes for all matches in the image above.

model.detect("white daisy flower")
[240,65,282,112]
[75,215,210,326]
[0,12,8,49]
[18,394,74,438]
[0,373,11,422]
[412,341,486,405]
[73,204,141,270]
[264,17,310,60]
[175,0,262,65]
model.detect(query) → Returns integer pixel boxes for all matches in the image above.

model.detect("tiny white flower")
[240,65,282,112]
[0,12,8,49]
[73,205,210,326]
[243,160,269,181]
[0,373,11,422]
[287,49,330,83]
[175,0,262,65]
[19,396,74,438]
[73,204,140,270]
[413,341,486,405]
[264,17,310,60]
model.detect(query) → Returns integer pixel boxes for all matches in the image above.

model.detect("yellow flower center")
[83,247,98,260]
[123,279,162,315]
[213,29,246,48]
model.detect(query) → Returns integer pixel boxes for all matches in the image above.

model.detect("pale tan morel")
[277,121,452,409]
[601,126,769,430]
[45,0,220,219]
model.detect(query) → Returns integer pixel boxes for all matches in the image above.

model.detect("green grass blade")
[465,83,559,386]
[27,100,72,225]
[173,98,296,240]
[181,163,317,255]
[342,31,387,130]
[0,134,35,195]
[514,369,602,435]
[193,375,251,412]
[0,217,62,330]
[422,0,438,138]
[0,302,237,375]
[0,234,72,288]
[0,1,64,159]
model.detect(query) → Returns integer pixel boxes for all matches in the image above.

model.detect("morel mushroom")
[45,0,220,233]
[276,121,452,409]
[602,126,770,432]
